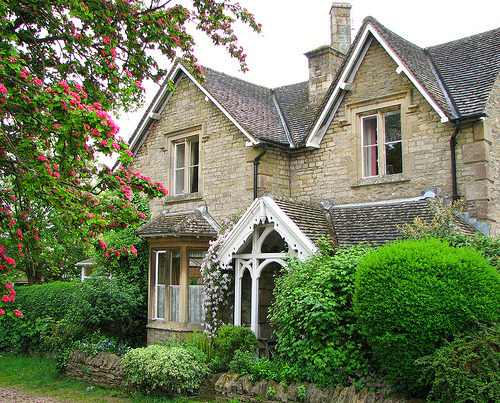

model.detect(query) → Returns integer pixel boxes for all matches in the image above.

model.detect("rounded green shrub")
[417,323,500,403]
[122,344,208,395]
[211,325,258,371]
[354,238,500,397]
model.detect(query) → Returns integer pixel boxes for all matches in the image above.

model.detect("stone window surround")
[162,125,205,199]
[344,91,414,188]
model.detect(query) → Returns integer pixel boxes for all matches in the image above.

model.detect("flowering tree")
[0,0,260,317]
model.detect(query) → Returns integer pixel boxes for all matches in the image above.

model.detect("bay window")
[153,248,206,324]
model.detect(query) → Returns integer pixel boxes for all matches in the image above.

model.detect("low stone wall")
[65,350,126,389]
[215,373,413,403]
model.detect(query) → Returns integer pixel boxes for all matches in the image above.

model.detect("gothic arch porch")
[219,194,333,338]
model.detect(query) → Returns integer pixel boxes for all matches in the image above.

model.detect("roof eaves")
[363,22,450,123]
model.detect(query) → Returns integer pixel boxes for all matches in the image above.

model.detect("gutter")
[253,144,268,199]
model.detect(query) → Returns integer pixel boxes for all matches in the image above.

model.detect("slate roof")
[272,196,334,243]
[427,27,500,118]
[135,208,218,237]
[328,194,476,247]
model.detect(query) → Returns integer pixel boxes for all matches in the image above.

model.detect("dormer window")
[361,110,402,178]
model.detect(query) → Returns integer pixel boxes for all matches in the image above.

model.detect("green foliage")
[183,330,214,362]
[14,281,77,321]
[0,282,78,352]
[354,238,500,397]
[122,344,208,395]
[228,349,258,374]
[417,323,500,403]
[72,333,130,357]
[66,277,144,346]
[270,243,373,387]
[0,277,145,354]
[210,325,258,372]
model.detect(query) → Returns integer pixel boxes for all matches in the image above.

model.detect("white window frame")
[154,251,167,320]
[173,136,199,196]
[360,109,402,178]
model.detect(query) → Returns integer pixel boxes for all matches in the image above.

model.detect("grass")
[0,352,214,403]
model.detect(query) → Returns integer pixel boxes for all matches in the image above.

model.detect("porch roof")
[135,206,219,238]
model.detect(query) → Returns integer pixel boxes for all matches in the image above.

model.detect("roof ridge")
[427,25,500,50]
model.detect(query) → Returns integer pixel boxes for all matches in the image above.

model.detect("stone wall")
[215,373,415,403]
[65,351,126,389]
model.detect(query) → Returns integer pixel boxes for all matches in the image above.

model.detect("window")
[361,110,402,178]
[174,138,199,195]
[153,248,206,324]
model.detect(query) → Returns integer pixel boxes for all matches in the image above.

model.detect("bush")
[0,281,78,353]
[270,243,373,387]
[66,277,144,346]
[211,325,258,371]
[354,238,500,397]
[122,344,208,395]
[417,323,500,403]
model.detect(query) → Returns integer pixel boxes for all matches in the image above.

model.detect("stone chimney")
[330,3,352,55]
[306,2,351,104]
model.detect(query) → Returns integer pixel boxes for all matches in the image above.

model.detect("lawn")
[0,353,213,403]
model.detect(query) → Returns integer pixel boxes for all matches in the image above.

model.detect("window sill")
[163,192,203,205]
[147,319,204,332]
[351,174,410,188]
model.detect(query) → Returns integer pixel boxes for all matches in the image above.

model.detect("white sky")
[115,0,500,141]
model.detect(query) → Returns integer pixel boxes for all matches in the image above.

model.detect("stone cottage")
[128,3,500,343]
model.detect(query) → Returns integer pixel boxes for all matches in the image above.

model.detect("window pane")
[174,168,184,195]
[175,143,185,168]
[386,142,402,174]
[190,140,199,166]
[170,250,180,285]
[385,112,401,142]
[188,250,205,324]
[189,166,199,193]
[157,253,166,285]
[169,285,179,322]
[362,116,377,146]
[156,252,167,319]
[363,145,378,177]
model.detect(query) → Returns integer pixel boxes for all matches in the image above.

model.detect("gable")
[305,20,451,148]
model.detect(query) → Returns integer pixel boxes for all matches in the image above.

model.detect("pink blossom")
[105,252,111,258]
[54,124,61,131]
[16,229,23,240]
[53,172,60,179]
[59,81,69,90]
[86,212,95,218]
[0,309,4,315]
[130,245,137,255]
[111,142,120,151]
[125,150,133,157]
[14,309,23,318]
[0,83,7,94]
[33,77,43,86]
[4,257,15,266]
[103,37,111,44]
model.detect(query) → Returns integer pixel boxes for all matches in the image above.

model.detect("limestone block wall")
[65,351,125,389]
